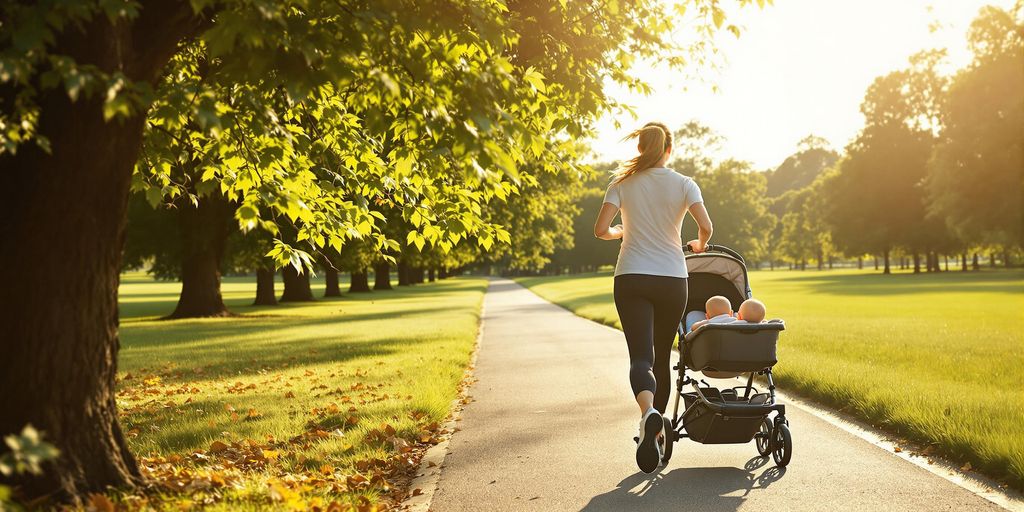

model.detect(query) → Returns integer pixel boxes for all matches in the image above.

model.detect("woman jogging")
[593,122,714,473]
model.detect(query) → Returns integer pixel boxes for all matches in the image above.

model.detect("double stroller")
[660,245,792,467]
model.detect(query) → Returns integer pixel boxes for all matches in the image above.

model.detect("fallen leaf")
[209,441,229,453]
[88,494,115,512]
[961,462,972,471]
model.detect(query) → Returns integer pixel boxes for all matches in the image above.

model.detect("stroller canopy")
[684,253,750,315]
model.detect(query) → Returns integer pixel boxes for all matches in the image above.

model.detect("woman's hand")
[686,239,706,253]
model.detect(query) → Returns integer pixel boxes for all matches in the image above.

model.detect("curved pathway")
[428,279,1009,511]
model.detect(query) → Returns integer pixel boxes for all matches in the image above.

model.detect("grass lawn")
[113,272,486,510]
[516,268,1024,490]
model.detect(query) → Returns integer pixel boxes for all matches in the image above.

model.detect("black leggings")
[613,274,688,413]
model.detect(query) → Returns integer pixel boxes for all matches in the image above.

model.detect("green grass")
[114,273,486,509]
[516,268,1024,490]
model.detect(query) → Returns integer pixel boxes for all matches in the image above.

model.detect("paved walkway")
[430,279,1001,511]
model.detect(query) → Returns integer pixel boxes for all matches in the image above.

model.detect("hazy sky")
[588,0,1016,170]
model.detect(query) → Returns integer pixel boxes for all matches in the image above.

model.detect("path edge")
[399,279,489,512]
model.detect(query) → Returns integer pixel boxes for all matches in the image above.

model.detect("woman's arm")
[593,202,623,240]
[686,202,713,253]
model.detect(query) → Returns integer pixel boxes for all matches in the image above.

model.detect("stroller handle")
[684,243,745,263]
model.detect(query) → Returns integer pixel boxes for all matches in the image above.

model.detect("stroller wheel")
[755,418,772,457]
[772,423,792,467]
[661,416,674,464]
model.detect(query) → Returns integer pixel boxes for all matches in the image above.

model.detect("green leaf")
[712,6,726,29]
[145,186,163,207]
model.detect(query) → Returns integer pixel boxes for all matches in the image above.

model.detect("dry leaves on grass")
[110,366,445,510]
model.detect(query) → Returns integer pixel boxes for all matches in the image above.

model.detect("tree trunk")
[800,259,807,271]
[990,252,997,268]
[913,253,921,274]
[769,260,775,271]
[254,268,278,306]
[349,270,370,292]
[816,248,824,271]
[324,268,341,297]
[874,256,878,270]
[439,267,448,279]
[961,253,968,272]
[280,266,314,302]
[973,253,980,270]
[828,255,833,270]
[943,254,948,272]
[1003,249,1012,268]
[858,257,863,269]
[167,194,233,319]
[428,268,436,282]
[397,261,411,286]
[373,262,392,290]
[0,4,206,500]
[883,250,891,274]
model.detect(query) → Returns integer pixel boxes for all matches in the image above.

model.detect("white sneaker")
[635,408,663,473]
[658,429,668,466]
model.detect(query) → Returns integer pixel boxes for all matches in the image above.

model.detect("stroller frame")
[661,244,792,467]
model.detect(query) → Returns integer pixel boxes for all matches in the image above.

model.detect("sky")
[587,0,1017,170]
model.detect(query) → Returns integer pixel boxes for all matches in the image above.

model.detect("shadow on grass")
[118,279,484,381]
[121,307,466,378]
[769,269,1023,296]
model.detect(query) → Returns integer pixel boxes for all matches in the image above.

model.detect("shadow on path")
[581,457,786,512]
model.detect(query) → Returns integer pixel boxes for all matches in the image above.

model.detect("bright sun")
[588,0,1018,170]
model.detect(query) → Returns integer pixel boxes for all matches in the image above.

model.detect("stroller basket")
[681,389,774,444]
[682,321,785,373]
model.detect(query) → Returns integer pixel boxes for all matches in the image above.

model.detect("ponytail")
[611,122,672,184]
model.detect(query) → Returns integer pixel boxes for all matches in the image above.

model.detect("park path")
[428,278,1002,512]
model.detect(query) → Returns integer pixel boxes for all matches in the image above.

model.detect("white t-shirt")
[603,167,704,278]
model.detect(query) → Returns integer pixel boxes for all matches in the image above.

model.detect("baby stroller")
[660,244,792,467]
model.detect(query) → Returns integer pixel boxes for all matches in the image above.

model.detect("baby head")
[705,295,733,318]
[738,298,767,323]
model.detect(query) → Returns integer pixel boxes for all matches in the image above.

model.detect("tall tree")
[552,164,621,273]
[765,135,839,197]
[683,160,776,263]
[480,156,583,272]
[927,6,1024,255]
[823,53,943,273]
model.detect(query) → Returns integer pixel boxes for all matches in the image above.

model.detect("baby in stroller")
[685,296,768,332]
[657,244,792,469]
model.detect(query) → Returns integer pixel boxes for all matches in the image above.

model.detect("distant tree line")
[499,5,1021,276]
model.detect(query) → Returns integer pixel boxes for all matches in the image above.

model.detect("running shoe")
[635,408,663,473]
